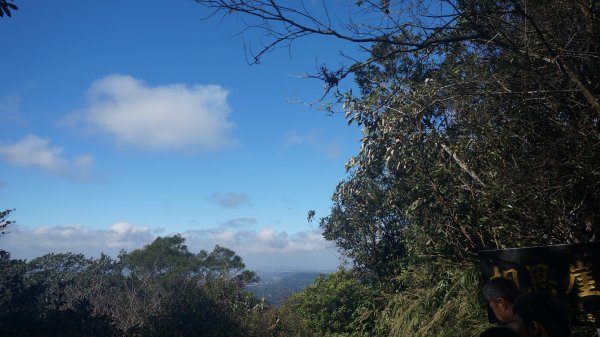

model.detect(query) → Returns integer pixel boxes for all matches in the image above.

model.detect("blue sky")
[0,0,364,270]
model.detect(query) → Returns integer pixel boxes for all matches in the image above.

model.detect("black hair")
[482,277,520,303]
[479,326,520,337]
[512,291,570,337]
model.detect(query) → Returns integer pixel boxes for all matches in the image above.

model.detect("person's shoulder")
[479,326,520,337]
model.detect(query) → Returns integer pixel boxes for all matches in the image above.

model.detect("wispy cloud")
[210,192,251,208]
[283,129,343,160]
[0,135,94,177]
[74,74,235,151]
[324,143,342,160]
[0,92,25,124]
[221,218,257,228]
[283,129,322,146]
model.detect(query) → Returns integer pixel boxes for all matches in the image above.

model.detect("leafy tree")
[119,235,258,285]
[22,252,129,332]
[322,0,600,267]
[0,253,119,337]
[195,1,600,276]
[199,244,258,284]
[119,235,198,285]
[118,235,260,335]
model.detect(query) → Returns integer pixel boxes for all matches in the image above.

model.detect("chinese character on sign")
[490,266,519,288]
[567,261,600,298]
[526,264,558,295]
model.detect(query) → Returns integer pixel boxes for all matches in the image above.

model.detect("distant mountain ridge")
[247,269,331,305]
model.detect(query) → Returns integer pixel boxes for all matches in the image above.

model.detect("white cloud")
[184,226,342,270]
[210,192,251,208]
[182,227,329,254]
[0,135,94,177]
[221,218,257,228]
[0,223,341,270]
[77,74,235,151]
[0,222,153,260]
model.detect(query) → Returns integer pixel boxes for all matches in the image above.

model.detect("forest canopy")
[0,234,270,337]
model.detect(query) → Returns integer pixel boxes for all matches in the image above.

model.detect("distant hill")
[246,270,329,305]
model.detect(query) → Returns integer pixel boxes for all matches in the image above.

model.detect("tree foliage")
[195,0,600,277]
[325,0,600,268]
[0,0,17,18]
[287,268,377,337]
[0,209,14,236]
[0,252,119,337]
[0,235,267,337]
[119,235,258,286]
[0,209,14,259]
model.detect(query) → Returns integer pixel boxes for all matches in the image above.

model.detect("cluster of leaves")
[0,209,14,236]
[0,0,17,17]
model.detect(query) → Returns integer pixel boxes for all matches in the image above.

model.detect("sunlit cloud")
[0,222,153,260]
[75,74,236,151]
[210,192,251,208]
[0,135,94,177]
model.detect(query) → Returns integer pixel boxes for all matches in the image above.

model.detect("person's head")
[483,277,520,324]
[480,326,520,337]
[512,292,569,337]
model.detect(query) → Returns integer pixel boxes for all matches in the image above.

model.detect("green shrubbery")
[282,261,490,337]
